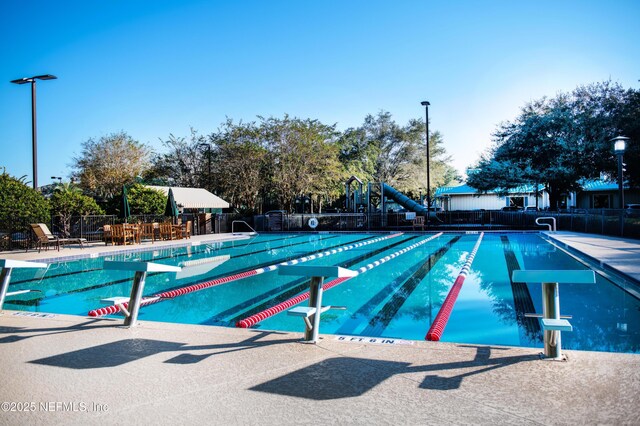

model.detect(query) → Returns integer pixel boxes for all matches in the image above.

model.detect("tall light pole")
[10,74,57,190]
[612,136,629,209]
[421,101,431,227]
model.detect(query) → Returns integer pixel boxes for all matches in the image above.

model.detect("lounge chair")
[30,223,86,252]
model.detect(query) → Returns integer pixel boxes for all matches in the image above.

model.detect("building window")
[592,194,610,208]
[507,196,525,208]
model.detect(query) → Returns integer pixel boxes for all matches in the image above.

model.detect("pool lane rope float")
[425,232,484,342]
[236,232,444,328]
[87,232,404,318]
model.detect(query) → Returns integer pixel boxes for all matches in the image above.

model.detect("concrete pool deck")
[0,231,639,425]
[545,231,640,283]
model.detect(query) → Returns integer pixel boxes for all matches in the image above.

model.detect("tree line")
[72,111,460,214]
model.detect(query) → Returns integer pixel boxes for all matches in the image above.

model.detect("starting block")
[102,260,180,327]
[288,305,346,332]
[280,265,355,343]
[541,318,573,332]
[513,269,594,360]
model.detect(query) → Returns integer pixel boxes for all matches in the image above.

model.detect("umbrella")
[164,188,179,224]
[119,185,131,223]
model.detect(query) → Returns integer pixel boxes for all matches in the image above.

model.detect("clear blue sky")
[1,0,638,186]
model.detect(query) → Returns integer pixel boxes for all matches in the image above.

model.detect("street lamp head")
[421,101,430,107]
[612,135,629,154]
[10,74,57,84]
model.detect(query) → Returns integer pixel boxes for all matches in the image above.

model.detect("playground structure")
[261,177,438,232]
[345,176,440,223]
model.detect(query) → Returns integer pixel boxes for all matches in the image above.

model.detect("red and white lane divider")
[425,232,484,341]
[87,233,404,318]
[236,232,444,328]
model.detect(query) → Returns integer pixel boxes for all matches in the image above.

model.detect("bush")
[127,184,166,215]
[50,184,104,236]
[0,171,50,234]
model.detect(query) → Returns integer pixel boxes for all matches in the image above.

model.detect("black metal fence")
[3,209,637,251]
[254,209,640,239]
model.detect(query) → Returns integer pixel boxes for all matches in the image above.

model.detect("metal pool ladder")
[536,216,556,232]
[232,220,258,236]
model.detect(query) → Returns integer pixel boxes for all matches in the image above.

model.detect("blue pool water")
[5,232,640,353]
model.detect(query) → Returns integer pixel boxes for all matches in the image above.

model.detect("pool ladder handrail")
[535,216,556,232]
[232,220,258,236]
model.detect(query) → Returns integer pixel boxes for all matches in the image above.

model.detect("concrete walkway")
[546,231,640,283]
[0,233,249,263]
[0,313,638,425]
[0,231,639,425]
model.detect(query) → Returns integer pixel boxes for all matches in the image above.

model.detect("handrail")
[232,220,258,235]
[536,216,556,232]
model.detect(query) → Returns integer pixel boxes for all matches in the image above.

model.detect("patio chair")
[124,223,141,244]
[102,224,112,245]
[159,222,178,240]
[181,220,192,239]
[412,216,425,231]
[110,224,136,246]
[139,223,158,243]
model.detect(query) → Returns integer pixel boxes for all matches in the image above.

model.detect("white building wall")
[449,195,506,210]
[446,193,548,211]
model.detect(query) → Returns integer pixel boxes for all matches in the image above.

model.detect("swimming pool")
[4,232,639,353]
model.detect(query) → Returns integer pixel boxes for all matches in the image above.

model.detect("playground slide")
[382,183,432,215]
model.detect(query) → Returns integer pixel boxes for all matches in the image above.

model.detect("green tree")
[337,127,379,183]
[72,132,152,201]
[209,120,268,213]
[340,111,460,195]
[146,129,206,189]
[144,112,461,213]
[127,183,166,215]
[0,170,50,235]
[468,81,639,209]
[261,116,343,212]
[50,183,104,236]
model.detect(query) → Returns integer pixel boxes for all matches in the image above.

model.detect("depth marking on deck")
[11,312,57,318]
[333,335,414,346]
